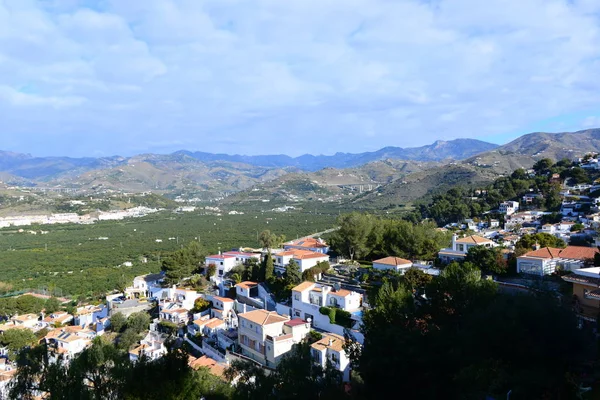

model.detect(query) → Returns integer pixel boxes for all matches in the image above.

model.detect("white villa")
[311,333,352,382]
[438,235,497,263]
[372,256,413,273]
[237,309,310,368]
[517,246,600,276]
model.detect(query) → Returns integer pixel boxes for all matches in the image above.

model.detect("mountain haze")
[177,138,498,171]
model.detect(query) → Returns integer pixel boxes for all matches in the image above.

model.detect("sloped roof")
[521,246,599,261]
[311,333,346,352]
[236,281,258,289]
[373,256,412,266]
[455,235,494,244]
[238,309,288,326]
[292,281,315,292]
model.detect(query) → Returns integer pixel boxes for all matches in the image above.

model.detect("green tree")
[464,246,507,275]
[285,260,302,286]
[533,158,554,174]
[330,212,375,260]
[109,312,127,333]
[516,233,565,251]
[258,230,285,250]
[0,328,37,360]
[127,312,151,334]
[206,264,216,278]
[44,297,61,314]
[263,253,274,282]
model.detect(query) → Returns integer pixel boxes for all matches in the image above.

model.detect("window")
[458,244,464,252]
[241,320,246,327]
[255,326,259,333]
[220,261,223,265]
[330,353,339,363]
[294,309,301,317]
[294,294,300,301]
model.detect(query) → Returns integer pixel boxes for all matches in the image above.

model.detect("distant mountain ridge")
[0,138,497,181]
[176,138,498,171]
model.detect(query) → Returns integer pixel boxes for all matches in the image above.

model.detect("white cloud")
[1,0,600,156]
[583,116,600,128]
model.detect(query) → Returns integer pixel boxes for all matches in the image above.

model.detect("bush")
[319,306,337,325]
[192,298,211,313]
[158,320,179,335]
[306,330,323,344]
[335,309,353,328]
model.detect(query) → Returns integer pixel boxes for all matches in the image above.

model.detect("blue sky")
[1,0,600,157]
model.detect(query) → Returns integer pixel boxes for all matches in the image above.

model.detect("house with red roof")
[372,256,413,273]
[284,237,330,254]
[517,245,600,276]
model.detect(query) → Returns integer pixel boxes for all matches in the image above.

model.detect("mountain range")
[1,128,599,203]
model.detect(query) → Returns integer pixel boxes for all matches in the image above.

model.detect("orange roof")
[311,333,346,352]
[329,289,354,298]
[239,309,288,326]
[521,247,563,259]
[205,318,226,329]
[286,237,328,248]
[213,296,234,303]
[373,256,412,266]
[521,246,599,261]
[278,249,328,259]
[455,235,493,244]
[292,281,315,292]
[188,355,226,377]
[236,281,258,289]
[558,246,600,260]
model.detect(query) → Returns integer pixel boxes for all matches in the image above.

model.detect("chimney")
[452,234,457,249]
[533,242,540,251]
[328,338,333,346]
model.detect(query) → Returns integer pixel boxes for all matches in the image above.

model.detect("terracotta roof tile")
[373,256,412,266]
[292,281,315,292]
[236,281,258,289]
[455,235,494,244]
[239,309,288,326]
[311,333,346,352]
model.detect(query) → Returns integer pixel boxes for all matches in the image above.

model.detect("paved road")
[302,227,339,239]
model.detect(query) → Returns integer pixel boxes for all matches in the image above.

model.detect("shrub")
[335,309,354,328]
[192,298,211,313]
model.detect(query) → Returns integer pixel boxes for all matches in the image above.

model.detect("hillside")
[350,164,500,209]
[223,160,438,205]
[62,154,294,196]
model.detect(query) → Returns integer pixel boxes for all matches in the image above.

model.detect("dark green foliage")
[0,295,46,317]
[192,297,211,313]
[284,259,302,285]
[9,338,231,400]
[0,328,37,360]
[161,241,205,284]
[355,262,591,399]
[43,297,61,314]
[516,233,566,251]
[263,253,274,282]
[318,306,352,328]
[0,210,336,297]
[158,320,179,335]
[330,213,450,261]
[464,246,507,274]
[206,264,216,278]
[302,261,330,282]
[109,312,127,333]
[127,312,151,334]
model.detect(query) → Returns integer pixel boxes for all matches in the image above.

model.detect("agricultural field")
[0,209,337,298]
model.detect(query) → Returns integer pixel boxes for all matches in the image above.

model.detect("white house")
[222,251,261,265]
[129,330,169,362]
[188,317,226,337]
[125,273,164,299]
[273,249,329,273]
[238,309,310,368]
[438,235,497,263]
[291,282,362,315]
[372,256,412,273]
[311,333,352,382]
[517,246,600,276]
[44,327,95,363]
[9,314,40,329]
[284,237,330,254]
[159,306,189,324]
[74,305,109,328]
[499,201,519,215]
[210,296,237,328]
[42,312,73,328]
[157,287,202,310]
[205,254,237,278]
